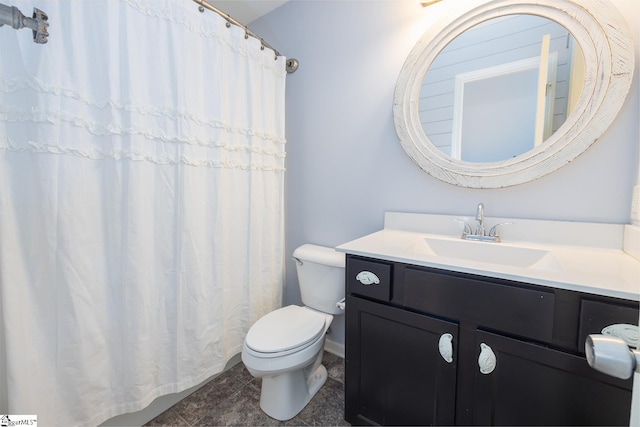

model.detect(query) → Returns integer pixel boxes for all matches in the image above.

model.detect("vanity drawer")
[578,299,639,353]
[346,257,392,302]
[403,267,556,343]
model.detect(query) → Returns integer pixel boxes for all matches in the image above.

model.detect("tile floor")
[146,352,349,426]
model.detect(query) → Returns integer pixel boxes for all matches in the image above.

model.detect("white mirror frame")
[394,0,635,188]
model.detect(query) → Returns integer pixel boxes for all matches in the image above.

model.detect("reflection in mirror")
[394,0,634,188]
[419,15,585,162]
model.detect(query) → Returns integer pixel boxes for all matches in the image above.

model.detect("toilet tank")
[293,244,345,315]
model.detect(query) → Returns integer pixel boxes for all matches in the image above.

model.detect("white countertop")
[336,212,640,302]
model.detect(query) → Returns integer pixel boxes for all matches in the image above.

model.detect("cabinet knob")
[439,333,454,363]
[478,343,496,374]
[356,271,380,285]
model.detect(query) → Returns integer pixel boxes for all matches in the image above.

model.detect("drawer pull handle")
[356,271,380,285]
[439,333,454,363]
[478,343,496,374]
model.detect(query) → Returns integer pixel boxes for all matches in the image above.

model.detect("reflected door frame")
[450,53,558,161]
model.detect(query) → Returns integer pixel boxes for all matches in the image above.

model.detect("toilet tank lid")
[293,244,345,268]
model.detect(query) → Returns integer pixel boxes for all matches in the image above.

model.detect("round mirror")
[394,0,634,188]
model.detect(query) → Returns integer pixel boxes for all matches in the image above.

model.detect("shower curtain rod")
[193,0,298,73]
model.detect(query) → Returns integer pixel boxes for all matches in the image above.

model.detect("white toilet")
[241,244,345,421]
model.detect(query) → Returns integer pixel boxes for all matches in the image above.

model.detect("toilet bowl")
[241,244,345,421]
[242,306,333,420]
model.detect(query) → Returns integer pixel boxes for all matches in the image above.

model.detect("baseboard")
[324,339,345,358]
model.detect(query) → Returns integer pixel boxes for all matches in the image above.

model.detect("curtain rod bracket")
[0,3,49,43]
[286,58,299,73]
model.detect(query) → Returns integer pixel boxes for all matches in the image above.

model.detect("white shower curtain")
[0,0,286,425]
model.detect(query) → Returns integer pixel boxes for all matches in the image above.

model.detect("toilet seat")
[245,305,327,356]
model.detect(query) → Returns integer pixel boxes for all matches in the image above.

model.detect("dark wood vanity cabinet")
[471,330,634,426]
[344,255,638,426]
[346,296,458,425]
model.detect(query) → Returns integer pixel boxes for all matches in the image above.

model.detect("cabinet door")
[345,296,458,426]
[471,330,633,426]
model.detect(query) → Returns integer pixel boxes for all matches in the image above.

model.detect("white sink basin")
[412,236,562,271]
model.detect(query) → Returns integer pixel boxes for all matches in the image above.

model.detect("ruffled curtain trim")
[0,77,286,145]
[0,135,286,171]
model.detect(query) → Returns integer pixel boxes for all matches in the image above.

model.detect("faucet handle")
[489,222,513,238]
[453,219,473,237]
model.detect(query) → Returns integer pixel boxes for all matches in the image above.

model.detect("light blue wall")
[251,0,640,346]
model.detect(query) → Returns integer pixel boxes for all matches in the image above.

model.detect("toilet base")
[259,363,328,421]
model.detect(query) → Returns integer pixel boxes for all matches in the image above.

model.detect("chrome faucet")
[455,203,511,242]
[475,203,485,237]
